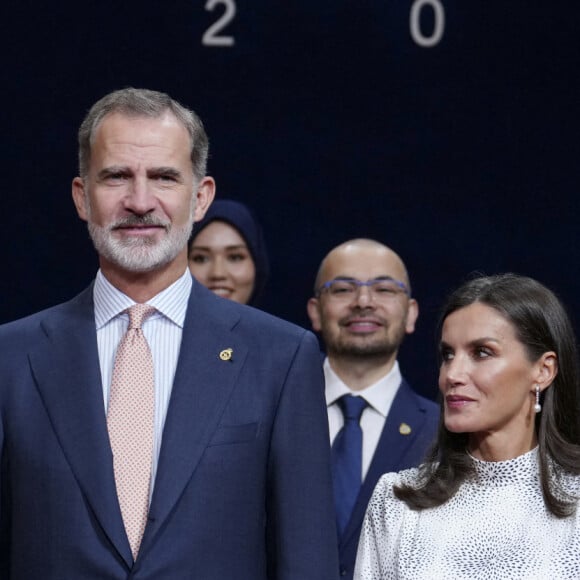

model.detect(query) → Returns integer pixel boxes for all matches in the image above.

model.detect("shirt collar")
[93,269,192,329]
[324,358,402,418]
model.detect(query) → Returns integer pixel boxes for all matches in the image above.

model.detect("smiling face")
[188,220,256,304]
[439,301,556,457]
[307,240,418,365]
[72,112,214,278]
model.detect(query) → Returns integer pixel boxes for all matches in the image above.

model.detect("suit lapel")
[142,286,247,552]
[29,287,133,567]
[339,380,426,549]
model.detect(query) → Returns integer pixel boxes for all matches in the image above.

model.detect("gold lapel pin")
[219,348,233,361]
[399,422,412,435]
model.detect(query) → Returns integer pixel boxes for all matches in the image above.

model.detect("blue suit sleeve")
[266,330,339,579]
[0,413,8,577]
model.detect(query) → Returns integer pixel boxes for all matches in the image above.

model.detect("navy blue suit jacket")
[0,281,338,579]
[337,380,439,579]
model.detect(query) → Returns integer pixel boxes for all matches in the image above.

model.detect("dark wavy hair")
[395,273,580,517]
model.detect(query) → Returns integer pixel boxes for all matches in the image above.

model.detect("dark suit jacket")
[0,281,338,579]
[337,380,439,579]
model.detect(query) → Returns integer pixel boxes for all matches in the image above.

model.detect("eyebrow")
[439,337,502,349]
[332,275,398,282]
[190,244,249,251]
[148,167,182,179]
[96,166,130,180]
[96,166,183,180]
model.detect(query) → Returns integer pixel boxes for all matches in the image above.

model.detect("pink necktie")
[107,304,156,560]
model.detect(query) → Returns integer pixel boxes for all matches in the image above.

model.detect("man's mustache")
[110,215,170,230]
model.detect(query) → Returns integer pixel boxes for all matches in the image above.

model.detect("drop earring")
[534,384,542,413]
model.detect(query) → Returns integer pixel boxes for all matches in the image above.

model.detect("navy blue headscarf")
[189,200,270,306]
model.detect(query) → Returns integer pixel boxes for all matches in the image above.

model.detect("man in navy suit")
[307,239,439,580]
[0,88,338,579]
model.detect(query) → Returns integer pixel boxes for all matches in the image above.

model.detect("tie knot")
[339,395,367,422]
[127,304,156,330]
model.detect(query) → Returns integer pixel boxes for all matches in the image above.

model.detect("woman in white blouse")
[355,273,580,580]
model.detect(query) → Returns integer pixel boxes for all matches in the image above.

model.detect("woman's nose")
[441,354,468,386]
[208,256,227,279]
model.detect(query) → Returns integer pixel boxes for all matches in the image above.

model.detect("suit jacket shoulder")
[0,280,339,579]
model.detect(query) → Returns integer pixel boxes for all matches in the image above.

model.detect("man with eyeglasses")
[307,238,439,580]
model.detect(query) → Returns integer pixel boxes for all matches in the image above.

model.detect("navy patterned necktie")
[331,394,368,537]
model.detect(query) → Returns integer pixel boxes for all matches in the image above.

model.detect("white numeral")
[410,0,445,48]
[202,0,236,47]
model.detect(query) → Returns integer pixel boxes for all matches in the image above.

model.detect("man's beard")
[323,319,407,360]
[86,198,195,273]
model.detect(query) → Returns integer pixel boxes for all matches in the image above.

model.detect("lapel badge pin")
[399,422,412,435]
[219,348,233,361]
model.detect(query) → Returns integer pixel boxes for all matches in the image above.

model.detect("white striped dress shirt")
[93,268,192,494]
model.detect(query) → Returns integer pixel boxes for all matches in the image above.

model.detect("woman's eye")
[440,349,453,362]
[228,253,247,262]
[190,254,208,264]
[474,347,492,359]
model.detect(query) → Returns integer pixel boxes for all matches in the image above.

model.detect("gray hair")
[78,88,209,181]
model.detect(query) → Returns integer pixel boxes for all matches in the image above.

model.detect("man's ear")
[307,297,322,332]
[72,177,89,222]
[405,298,419,335]
[193,176,216,222]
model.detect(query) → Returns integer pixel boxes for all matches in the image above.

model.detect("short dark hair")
[78,88,209,181]
[395,273,580,517]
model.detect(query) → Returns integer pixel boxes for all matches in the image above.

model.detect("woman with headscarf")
[188,199,269,306]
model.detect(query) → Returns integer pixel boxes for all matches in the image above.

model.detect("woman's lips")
[209,286,234,297]
[445,395,475,409]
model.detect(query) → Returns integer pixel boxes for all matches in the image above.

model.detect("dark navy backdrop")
[2,1,579,399]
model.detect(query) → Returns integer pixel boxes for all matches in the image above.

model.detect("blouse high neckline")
[469,447,539,486]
